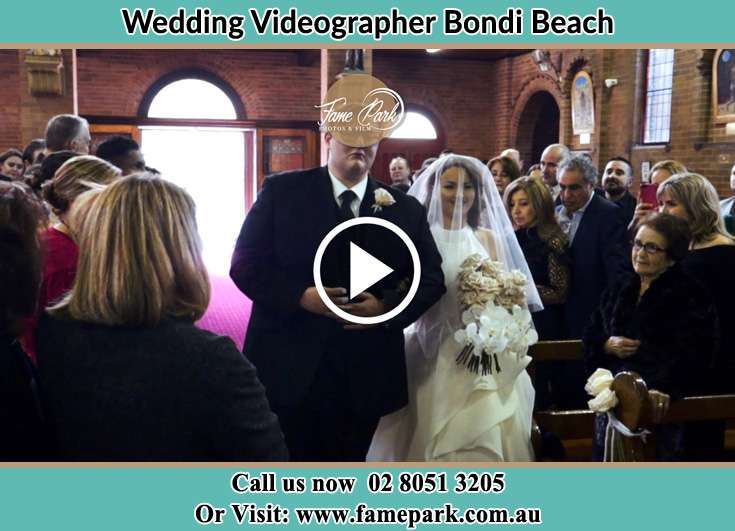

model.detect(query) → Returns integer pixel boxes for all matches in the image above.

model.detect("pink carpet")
[196,276,252,351]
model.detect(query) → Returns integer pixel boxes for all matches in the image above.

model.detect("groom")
[230,132,445,461]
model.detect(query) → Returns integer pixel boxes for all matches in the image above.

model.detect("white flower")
[371,188,396,212]
[588,388,619,412]
[585,368,615,396]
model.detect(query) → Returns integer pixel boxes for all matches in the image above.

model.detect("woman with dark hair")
[487,155,521,197]
[0,149,25,180]
[584,213,718,460]
[0,182,48,459]
[22,139,46,168]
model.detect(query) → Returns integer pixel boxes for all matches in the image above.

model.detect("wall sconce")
[531,49,562,82]
[604,78,619,88]
[25,49,64,96]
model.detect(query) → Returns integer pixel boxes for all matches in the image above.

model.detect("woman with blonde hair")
[23,156,121,362]
[629,159,688,234]
[505,176,571,408]
[37,174,287,460]
[658,173,735,394]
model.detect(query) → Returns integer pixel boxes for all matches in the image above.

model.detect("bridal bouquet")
[453,254,538,376]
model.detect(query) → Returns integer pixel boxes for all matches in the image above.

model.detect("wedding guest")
[555,155,628,407]
[0,182,48,459]
[488,155,521,196]
[505,176,571,409]
[0,149,25,180]
[95,135,146,176]
[718,163,735,232]
[22,156,121,362]
[37,174,287,461]
[500,148,522,172]
[45,114,91,155]
[601,157,637,227]
[629,159,687,235]
[388,156,412,192]
[657,173,735,393]
[540,143,570,202]
[584,213,718,460]
[505,177,569,340]
[26,151,78,197]
[22,139,46,168]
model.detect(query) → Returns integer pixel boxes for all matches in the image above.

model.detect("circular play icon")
[312,217,421,325]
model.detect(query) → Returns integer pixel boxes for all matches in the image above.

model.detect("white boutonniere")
[371,188,396,213]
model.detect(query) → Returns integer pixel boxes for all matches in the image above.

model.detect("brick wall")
[1,48,733,196]
[76,50,321,121]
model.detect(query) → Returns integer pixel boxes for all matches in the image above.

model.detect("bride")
[368,155,542,462]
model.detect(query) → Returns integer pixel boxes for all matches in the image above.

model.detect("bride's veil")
[408,154,543,359]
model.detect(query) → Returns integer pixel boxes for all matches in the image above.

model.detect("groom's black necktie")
[339,190,358,221]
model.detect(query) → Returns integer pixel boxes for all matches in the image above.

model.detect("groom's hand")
[299,287,348,317]
[340,292,386,330]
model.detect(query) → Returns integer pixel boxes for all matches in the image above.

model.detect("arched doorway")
[140,74,252,276]
[374,107,444,184]
[515,91,560,172]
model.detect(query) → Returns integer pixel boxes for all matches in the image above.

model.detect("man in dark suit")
[555,155,628,407]
[601,156,637,228]
[230,132,445,461]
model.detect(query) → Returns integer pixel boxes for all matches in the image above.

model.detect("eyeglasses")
[633,239,666,254]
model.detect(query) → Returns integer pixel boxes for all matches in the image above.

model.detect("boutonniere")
[371,188,396,213]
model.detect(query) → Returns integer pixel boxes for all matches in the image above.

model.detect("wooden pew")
[529,340,735,461]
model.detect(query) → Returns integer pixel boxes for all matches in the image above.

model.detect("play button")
[313,217,421,325]
[350,242,393,300]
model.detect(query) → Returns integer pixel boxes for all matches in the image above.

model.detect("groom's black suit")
[230,166,445,461]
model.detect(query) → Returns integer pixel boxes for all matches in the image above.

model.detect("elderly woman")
[584,213,718,460]
[37,174,287,461]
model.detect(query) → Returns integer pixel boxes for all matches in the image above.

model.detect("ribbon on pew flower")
[586,368,651,461]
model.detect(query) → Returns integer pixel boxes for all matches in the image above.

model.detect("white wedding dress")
[368,226,535,462]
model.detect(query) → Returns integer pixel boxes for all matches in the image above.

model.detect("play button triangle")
[349,242,394,300]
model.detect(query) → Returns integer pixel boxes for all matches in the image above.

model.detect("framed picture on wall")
[713,49,735,124]
[571,70,595,135]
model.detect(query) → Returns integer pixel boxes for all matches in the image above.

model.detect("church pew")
[528,341,735,460]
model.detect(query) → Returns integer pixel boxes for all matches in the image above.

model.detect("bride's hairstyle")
[504,176,567,248]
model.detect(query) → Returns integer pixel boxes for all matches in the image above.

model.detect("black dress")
[515,228,571,410]
[515,228,570,340]
[682,245,735,394]
[583,264,719,460]
[0,336,47,459]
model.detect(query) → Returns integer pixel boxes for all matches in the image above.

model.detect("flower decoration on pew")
[453,254,537,385]
[585,368,619,412]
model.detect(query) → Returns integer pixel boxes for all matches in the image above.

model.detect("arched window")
[141,75,249,275]
[147,79,238,120]
[643,49,675,144]
[390,111,438,140]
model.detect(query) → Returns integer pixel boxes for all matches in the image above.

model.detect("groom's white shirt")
[329,169,368,218]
